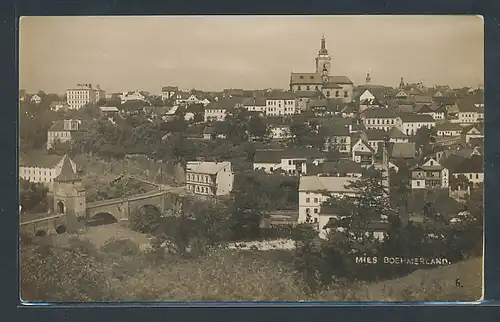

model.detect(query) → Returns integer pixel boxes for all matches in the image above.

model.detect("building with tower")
[51,155,86,229]
[290,35,354,103]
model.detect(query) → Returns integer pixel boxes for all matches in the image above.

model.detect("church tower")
[315,34,332,75]
[52,155,86,231]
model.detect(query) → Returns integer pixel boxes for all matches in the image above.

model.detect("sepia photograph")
[19,15,483,302]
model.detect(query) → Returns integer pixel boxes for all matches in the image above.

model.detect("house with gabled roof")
[120,91,146,103]
[462,123,484,144]
[416,103,446,121]
[449,154,484,186]
[410,157,449,190]
[351,138,375,166]
[387,126,409,143]
[394,90,409,99]
[46,119,83,150]
[30,94,42,104]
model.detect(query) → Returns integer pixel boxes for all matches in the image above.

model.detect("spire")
[366,72,371,84]
[399,77,405,88]
[54,155,80,183]
[319,34,328,55]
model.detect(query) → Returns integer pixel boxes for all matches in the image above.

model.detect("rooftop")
[299,176,358,193]
[362,107,397,119]
[54,155,80,182]
[399,113,436,123]
[188,161,232,175]
[19,153,65,168]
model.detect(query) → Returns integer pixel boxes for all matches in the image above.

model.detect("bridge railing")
[20,214,66,226]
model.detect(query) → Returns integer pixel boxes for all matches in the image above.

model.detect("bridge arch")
[35,230,47,237]
[55,225,67,234]
[87,212,119,226]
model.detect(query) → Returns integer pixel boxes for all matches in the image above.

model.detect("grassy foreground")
[21,231,482,302]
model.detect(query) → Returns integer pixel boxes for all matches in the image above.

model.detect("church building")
[290,35,354,103]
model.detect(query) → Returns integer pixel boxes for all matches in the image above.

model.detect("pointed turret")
[319,34,328,55]
[54,155,80,183]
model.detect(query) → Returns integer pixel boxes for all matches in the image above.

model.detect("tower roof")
[318,35,328,55]
[54,155,80,183]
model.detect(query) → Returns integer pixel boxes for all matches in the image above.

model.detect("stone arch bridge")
[86,187,186,222]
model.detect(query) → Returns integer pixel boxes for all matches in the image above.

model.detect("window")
[315,86,319,90]
[306,208,310,214]
[314,208,318,214]
[297,86,301,90]
[344,91,348,98]
[335,91,339,97]
[326,91,330,97]
[306,197,310,203]
[314,218,318,223]
[430,160,434,166]
[306,86,310,90]
[314,198,318,203]
[310,76,314,80]
[300,76,304,79]
[417,181,420,187]
[288,160,292,165]
[476,174,479,179]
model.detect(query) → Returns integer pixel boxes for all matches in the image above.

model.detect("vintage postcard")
[19,15,483,302]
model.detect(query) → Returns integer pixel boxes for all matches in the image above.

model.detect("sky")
[19,15,484,95]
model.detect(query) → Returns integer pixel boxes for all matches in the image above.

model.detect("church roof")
[290,73,353,85]
[54,155,80,183]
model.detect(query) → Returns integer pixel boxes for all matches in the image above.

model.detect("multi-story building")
[290,36,354,103]
[253,148,326,175]
[66,84,98,109]
[398,114,436,136]
[410,157,449,190]
[185,161,234,197]
[95,85,106,102]
[19,153,78,187]
[435,122,463,137]
[298,175,358,224]
[361,108,401,131]
[204,99,241,122]
[161,86,179,101]
[46,119,82,150]
[416,104,446,121]
[241,96,266,114]
[322,125,351,153]
[265,93,298,116]
[457,101,484,125]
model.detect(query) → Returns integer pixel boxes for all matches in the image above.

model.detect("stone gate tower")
[52,155,86,231]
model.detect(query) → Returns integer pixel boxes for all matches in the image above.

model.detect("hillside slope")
[354,257,482,301]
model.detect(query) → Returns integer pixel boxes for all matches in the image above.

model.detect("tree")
[413,126,437,157]
[247,115,270,141]
[129,205,162,234]
[19,179,49,213]
[450,174,471,191]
